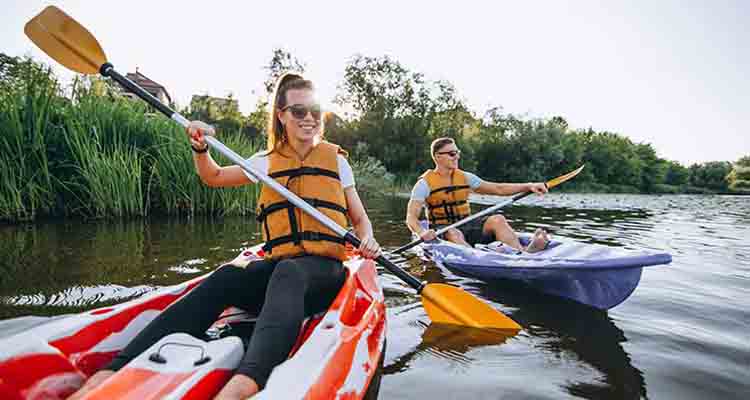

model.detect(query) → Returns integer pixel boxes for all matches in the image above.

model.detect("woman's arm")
[187,121,252,188]
[344,186,381,259]
[193,157,251,188]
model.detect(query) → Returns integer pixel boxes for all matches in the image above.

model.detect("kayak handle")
[149,342,211,366]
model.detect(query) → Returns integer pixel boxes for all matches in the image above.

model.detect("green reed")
[149,127,261,217]
[0,60,263,222]
[0,64,59,221]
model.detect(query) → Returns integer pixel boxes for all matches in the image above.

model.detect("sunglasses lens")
[288,104,322,120]
[290,105,307,119]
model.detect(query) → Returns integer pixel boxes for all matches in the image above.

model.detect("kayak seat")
[207,306,325,352]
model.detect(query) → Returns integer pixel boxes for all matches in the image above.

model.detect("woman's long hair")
[266,72,316,153]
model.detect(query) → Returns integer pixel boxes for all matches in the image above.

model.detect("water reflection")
[376,194,654,399]
[0,217,262,319]
[2,194,748,399]
[474,279,648,399]
[384,322,515,375]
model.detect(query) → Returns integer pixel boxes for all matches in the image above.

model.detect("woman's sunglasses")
[436,149,461,157]
[281,104,322,120]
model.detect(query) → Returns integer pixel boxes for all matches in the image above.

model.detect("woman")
[70,73,382,400]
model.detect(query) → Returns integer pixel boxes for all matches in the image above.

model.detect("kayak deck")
[420,234,671,309]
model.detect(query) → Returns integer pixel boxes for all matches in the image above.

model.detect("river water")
[1,194,748,399]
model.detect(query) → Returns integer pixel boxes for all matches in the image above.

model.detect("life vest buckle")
[307,231,321,241]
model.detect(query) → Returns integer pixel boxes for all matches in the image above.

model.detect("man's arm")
[474,181,547,196]
[405,199,426,235]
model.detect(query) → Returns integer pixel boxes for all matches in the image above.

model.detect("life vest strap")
[269,166,340,181]
[428,184,470,196]
[262,231,347,253]
[428,199,469,225]
[426,199,469,209]
[256,198,347,222]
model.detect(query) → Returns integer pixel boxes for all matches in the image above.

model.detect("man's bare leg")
[525,228,550,253]
[483,215,523,251]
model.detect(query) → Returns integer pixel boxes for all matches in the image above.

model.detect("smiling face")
[277,88,322,145]
[434,142,461,170]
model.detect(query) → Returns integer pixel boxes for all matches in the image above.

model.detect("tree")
[689,162,732,191]
[727,155,750,191]
[263,48,306,96]
[334,55,467,174]
[664,161,689,186]
[635,143,667,192]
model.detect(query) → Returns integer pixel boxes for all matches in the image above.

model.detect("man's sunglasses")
[281,104,322,120]
[436,149,461,157]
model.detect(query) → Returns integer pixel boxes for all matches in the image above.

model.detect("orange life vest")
[422,169,472,226]
[256,141,349,261]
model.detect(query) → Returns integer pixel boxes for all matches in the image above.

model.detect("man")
[405,137,550,252]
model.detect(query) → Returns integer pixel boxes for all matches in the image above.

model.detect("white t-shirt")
[409,172,483,202]
[242,151,355,188]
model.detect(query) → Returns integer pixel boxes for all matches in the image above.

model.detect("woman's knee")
[200,265,245,289]
[269,259,306,287]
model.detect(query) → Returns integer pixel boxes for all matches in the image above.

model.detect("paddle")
[25,6,521,331]
[393,165,585,254]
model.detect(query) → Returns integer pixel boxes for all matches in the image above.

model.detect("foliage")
[0,53,261,222]
[688,161,732,192]
[348,143,394,194]
[727,155,750,191]
[2,49,745,223]
[664,161,689,186]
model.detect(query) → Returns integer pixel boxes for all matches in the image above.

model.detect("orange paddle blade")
[421,283,521,330]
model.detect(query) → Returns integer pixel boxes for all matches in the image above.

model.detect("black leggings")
[106,255,345,389]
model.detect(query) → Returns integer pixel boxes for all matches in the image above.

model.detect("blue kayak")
[419,234,671,309]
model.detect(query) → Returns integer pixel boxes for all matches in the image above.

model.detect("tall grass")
[0,64,59,221]
[150,127,261,216]
[0,59,262,222]
[62,122,145,218]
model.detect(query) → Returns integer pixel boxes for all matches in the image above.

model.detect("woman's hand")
[357,235,382,260]
[527,182,548,195]
[186,120,214,151]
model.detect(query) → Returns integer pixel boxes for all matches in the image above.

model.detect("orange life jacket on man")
[256,141,349,261]
[422,169,472,226]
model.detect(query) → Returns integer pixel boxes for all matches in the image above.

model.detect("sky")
[2,0,748,165]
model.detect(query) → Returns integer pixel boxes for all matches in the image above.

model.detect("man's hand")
[527,182,548,195]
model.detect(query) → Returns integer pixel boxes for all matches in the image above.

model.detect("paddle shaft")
[100,63,426,291]
[393,185,543,254]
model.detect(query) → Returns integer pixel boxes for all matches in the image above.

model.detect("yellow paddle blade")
[421,283,521,330]
[546,165,585,189]
[24,6,106,74]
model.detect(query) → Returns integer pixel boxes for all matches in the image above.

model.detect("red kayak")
[0,244,386,400]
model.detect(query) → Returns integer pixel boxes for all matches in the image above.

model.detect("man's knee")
[444,228,464,242]
[486,214,507,228]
